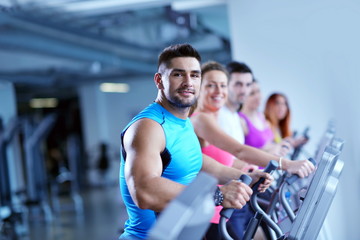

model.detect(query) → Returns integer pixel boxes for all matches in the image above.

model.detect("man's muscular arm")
[123,118,185,212]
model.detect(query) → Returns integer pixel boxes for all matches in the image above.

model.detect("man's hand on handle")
[219,180,252,209]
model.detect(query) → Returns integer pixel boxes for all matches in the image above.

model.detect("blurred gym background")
[1,0,359,239]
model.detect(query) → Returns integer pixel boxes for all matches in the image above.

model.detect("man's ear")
[154,73,164,90]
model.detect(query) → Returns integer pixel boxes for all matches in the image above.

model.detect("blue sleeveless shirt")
[119,103,203,239]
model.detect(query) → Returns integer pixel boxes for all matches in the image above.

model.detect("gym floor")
[22,185,127,240]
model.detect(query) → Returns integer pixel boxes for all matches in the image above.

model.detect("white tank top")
[218,105,245,144]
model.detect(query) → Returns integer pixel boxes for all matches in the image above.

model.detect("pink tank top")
[191,112,235,224]
[202,145,234,224]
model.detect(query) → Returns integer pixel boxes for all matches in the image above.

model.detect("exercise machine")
[148,172,218,240]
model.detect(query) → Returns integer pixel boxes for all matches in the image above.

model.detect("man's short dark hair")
[225,61,252,75]
[158,44,201,72]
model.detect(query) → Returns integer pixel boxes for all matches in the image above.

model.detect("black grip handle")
[263,159,279,173]
[252,160,279,192]
[239,174,252,186]
[219,174,252,219]
[285,158,316,185]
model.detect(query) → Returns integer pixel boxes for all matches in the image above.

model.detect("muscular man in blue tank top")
[119,44,279,240]
[120,103,203,238]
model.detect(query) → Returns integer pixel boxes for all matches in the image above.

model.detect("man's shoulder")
[135,103,164,122]
[122,103,163,134]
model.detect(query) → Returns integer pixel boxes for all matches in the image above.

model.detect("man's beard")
[229,96,243,107]
[168,95,197,108]
[235,94,246,106]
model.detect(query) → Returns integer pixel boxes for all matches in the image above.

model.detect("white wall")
[227,0,360,239]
